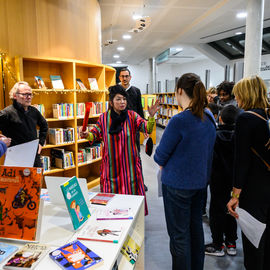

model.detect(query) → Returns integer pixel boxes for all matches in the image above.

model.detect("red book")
[90,193,115,205]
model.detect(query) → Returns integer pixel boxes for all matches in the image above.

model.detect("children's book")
[76,79,87,90]
[60,176,91,230]
[3,243,48,269]
[49,240,103,270]
[90,193,115,206]
[88,78,99,90]
[34,76,46,89]
[0,243,18,263]
[50,75,65,89]
[0,166,43,242]
[96,208,133,221]
[77,224,123,244]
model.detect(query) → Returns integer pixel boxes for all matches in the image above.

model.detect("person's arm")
[36,111,48,154]
[0,110,8,131]
[0,140,7,157]
[81,115,103,143]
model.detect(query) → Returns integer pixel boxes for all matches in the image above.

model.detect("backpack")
[246,108,270,171]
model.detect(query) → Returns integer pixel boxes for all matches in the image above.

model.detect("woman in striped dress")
[80,85,159,215]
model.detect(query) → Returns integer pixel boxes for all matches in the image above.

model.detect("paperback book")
[3,243,48,269]
[96,208,133,221]
[0,166,43,242]
[90,193,115,206]
[0,243,18,263]
[50,75,65,89]
[88,78,99,90]
[49,240,103,270]
[77,224,123,244]
[34,76,46,89]
[76,79,87,90]
[60,176,91,230]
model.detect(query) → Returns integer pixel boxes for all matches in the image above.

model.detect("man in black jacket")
[0,81,48,167]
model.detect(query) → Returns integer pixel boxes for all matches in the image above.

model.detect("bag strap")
[245,110,267,121]
[251,147,270,171]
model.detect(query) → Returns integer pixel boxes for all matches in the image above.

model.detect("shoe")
[144,184,148,192]
[205,243,225,257]
[226,242,237,256]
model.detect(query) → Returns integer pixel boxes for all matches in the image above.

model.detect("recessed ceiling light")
[235,32,243,35]
[236,12,247,19]
[176,48,183,52]
[132,14,142,20]
[122,34,132,40]
[113,55,120,59]
[117,46,125,51]
[116,61,122,64]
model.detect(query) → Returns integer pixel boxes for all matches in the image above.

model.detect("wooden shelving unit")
[15,56,116,187]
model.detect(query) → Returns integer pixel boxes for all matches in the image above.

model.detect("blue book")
[0,243,18,263]
[60,176,91,230]
[49,240,103,270]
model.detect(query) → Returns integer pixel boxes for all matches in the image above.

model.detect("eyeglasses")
[119,75,130,78]
[17,93,33,98]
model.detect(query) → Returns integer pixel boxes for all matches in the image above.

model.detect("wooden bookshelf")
[155,92,182,128]
[15,56,115,188]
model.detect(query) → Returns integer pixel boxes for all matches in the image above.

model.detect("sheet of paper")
[236,207,266,248]
[4,139,39,167]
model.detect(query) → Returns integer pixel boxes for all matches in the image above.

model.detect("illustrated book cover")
[0,166,43,241]
[49,240,103,270]
[76,79,87,90]
[50,75,65,89]
[77,224,123,244]
[90,193,115,206]
[60,176,90,230]
[34,76,46,89]
[88,78,99,90]
[0,243,18,263]
[96,208,133,220]
[3,243,48,269]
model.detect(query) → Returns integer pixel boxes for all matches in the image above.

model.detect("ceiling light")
[117,46,125,51]
[133,14,142,20]
[235,32,243,35]
[236,12,247,19]
[123,34,132,40]
[113,55,120,58]
[176,48,183,52]
[116,61,122,64]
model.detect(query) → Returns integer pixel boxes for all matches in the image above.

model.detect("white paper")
[4,139,39,167]
[157,168,162,197]
[236,207,266,248]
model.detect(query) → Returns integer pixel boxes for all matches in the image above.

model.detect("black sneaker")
[225,242,237,256]
[205,243,225,257]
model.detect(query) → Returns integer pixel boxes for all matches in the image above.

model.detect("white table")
[0,193,145,270]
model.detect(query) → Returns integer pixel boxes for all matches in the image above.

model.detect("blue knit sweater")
[0,140,7,158]
[154,109,216,190]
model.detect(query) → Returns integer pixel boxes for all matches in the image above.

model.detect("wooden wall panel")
[0,0,101,63]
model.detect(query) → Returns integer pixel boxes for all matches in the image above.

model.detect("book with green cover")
[60,176,91,230]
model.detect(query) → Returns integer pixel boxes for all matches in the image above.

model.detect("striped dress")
[89,109,149,214]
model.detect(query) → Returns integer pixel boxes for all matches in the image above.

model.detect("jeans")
[162,184,205,270]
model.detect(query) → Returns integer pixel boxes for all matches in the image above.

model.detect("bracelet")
[231,191,240,199]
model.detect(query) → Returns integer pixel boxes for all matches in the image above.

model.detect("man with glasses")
[0,81,48,167]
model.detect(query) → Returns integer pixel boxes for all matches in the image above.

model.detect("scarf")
[109,108,128,135]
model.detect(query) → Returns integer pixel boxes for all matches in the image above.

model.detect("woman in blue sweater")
[154,73,216,270]
[0,135,11,157]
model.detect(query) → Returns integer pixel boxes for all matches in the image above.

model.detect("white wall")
[127,63,149,93]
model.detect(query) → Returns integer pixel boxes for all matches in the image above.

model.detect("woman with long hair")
[227,75,270,270]
[154,73,216,270]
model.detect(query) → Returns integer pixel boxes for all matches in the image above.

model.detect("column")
[244,0,264,77]
[148,58,156,93]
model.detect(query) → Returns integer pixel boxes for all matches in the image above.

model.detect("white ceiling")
[99,0,270,65]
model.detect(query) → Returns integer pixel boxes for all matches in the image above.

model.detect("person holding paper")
[0,134,11,157]
[80,85,159,215]
[227,76,270,270]
[0,82,48,167]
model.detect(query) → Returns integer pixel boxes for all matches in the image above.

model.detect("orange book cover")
[0,166,43,241]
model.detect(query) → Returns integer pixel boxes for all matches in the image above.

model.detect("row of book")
[158,95,177,105]
[159,107,179,117]
[34,75,100,90]
[48,127,75,145]
[77,124,97,140]
[78,143,102,164]
[51,148,75,169]
[157,117,169,127]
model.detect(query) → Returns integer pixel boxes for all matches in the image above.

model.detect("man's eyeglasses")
[119,75,130,78]
[17,93,33,98]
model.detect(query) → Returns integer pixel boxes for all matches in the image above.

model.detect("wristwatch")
[231,191,240,199]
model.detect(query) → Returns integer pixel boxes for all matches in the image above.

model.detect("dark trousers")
[239,201,270,270]
[209,182,237,246]
[162,184,205,270]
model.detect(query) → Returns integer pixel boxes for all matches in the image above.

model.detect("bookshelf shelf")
[15,56,116,188]
[78,157,102,167]
[77,139,89,144]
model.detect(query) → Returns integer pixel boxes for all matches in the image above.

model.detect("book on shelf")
[3,243,48,270]
[51,148,75,169]
[76,103,86,117]
[52,103,74,119]
[76,79,87,90]
[96,208,133,220]
[77,224,123,244]
[90,193,115,205]
[50,75,65,89]
[32,104,45,117]
[120,229,143,265]
[77,124,97,140]
[40,155,50,172]
[34,76,46,89]
[48,127,75,145]
[49,240,103,270]
[0,166,43,242]
[77,143,102,164]
[60,176,91,230]
[88,78,99,90]
[0,243,18,263]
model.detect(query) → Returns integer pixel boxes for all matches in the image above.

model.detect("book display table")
[0,192,145,270]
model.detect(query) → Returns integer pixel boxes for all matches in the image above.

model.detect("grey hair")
[9,81,30,100]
